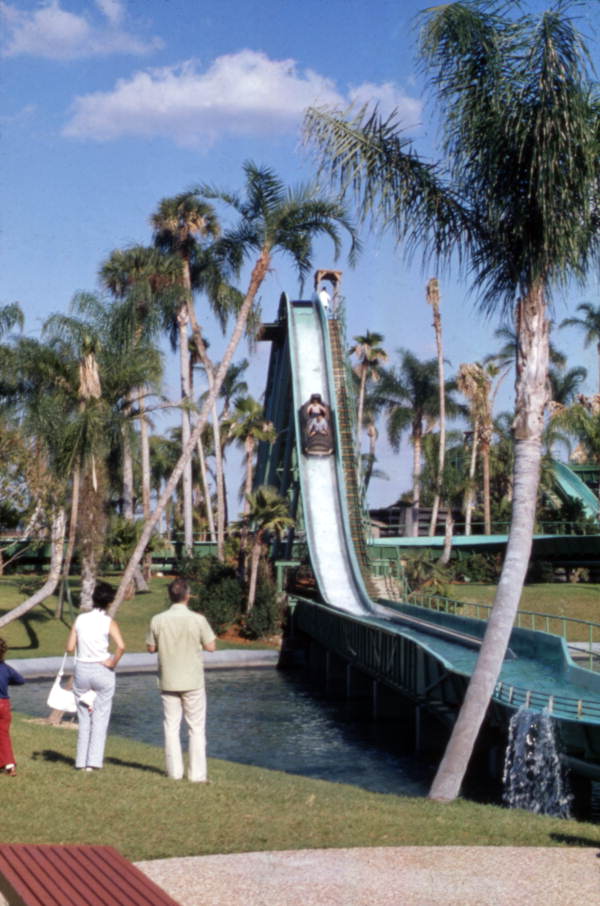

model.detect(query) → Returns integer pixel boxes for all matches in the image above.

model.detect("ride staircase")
[369,571,406,602]
[328,318,379,600]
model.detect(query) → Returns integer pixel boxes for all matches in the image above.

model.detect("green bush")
[454,551,502,583]
[241,576,281,640]
[527,559,556,583]
[179,555,244,634]
[195,576,243,634]
[402,550,452,596]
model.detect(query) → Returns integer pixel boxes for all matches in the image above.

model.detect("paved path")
[137,846,600,906]
[10,649,279,678]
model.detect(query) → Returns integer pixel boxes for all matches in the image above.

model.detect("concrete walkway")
[10,648,279,678]
[136,846,600,906]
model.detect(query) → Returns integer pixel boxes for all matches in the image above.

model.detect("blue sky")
[2,0,600,510]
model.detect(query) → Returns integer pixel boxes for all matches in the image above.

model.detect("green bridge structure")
[255,291,600,806]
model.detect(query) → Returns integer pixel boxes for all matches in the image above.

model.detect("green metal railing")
[492,679,600,721]
[448,520,599,536]
[408,591,600,673]
[292,594,600,723]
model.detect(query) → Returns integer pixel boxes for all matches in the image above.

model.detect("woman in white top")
[66,582,125,770]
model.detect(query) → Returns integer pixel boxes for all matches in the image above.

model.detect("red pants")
[0,699,15,767]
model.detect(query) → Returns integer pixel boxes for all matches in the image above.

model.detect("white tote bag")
[47,654,77,713]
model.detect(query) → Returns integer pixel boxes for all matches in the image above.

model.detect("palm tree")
[43,294,162,605]
[109,162,358,615]
[548,364,587,408]
[225,396,277,512]
[552,396,600,498]
[426,278,447,535]
[244,485,294,612]
[151,194,221,553]
[148,432,181,538]
[213,359,250,531]
[560,303,600,392]
[99,245,180,548]
[305,1,600,801]
[361,388,384,493]
[348,330,387,444]
[457,362,495,535]
[0,303,24,337]
[0,330,80,625]
[39,307,107,608]
[378,350,463,536]
[194,351,245,560]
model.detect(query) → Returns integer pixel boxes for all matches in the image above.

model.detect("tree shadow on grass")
[31,749,74,766]
[30,750,163,775]
[1,601,71,651]
[550,832,600,849]
[105,756,163,775]
[2,613,40,651]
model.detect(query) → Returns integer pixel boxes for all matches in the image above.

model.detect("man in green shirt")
[146,577,216,782]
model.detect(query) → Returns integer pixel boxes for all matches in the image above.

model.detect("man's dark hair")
[92,581,116,610]
[0,638,7,661]
[168,577,190,603]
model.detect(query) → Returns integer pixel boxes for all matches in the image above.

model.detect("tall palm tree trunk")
[178,309,194,553]
[439,507,454,566]
[247,536,262,613]
[411,428,422,536]
[139,396,153,580]
[109,249,272,616]
[357,369,367,445]
[121,414,134,520]
[430,289,549,801]
[121,406,149,592]
[243,436,256,509]
[464,428,479,536]
[196,435,216,541]
[211,399,226,560]
[56,465,81,618]
[186,303,226,559]
[481,437,492,535]
[364,423,378,490]
[428,279,445,536]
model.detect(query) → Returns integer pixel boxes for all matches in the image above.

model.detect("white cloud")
[348,81,422,127]
[63,49,422,148]
[0,1,161,59]
[95,0,123,27]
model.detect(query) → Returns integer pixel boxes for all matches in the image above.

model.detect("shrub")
[527,559,553,583]
[402,550,452,596]
[180,555,244,634]
[454,551,502,584]
[194,576,243,634]
[241,576,282,640]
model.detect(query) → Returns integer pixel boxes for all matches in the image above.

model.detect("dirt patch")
[218,625,281,648]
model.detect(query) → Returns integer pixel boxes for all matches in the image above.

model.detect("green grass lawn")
[0,574,273,657]
[447,582,600,641]
[3,715,599,860]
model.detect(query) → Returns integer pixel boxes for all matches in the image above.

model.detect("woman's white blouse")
[75,609,111,662]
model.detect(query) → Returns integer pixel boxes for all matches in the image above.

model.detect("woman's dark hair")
[0,638,7,661]
[92,581,116,610]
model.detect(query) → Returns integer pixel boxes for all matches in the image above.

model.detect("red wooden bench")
[0,844,181,906]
